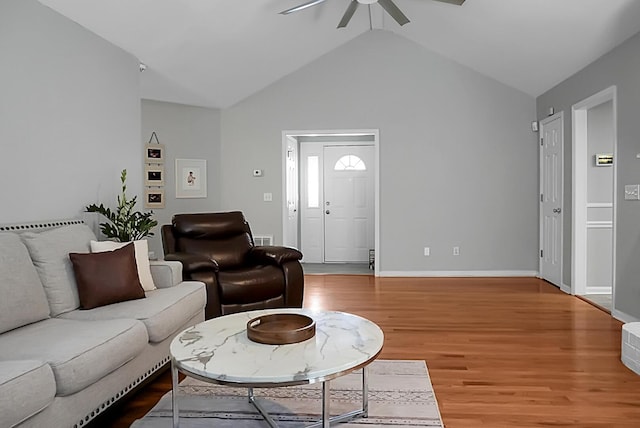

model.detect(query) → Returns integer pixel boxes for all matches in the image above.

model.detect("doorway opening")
[281,130,380,276]
[571,86,617,312]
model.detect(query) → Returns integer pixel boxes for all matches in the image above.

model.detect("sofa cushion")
[0,233,50,334]
[0,360,56,428]
[70,242,145,309]
[91,239,157,291]
[21,224,97,316]
[61,281,205,343]
[0,318,148,396]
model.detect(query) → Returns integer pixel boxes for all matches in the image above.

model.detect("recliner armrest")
[165,252,219,273]
[249,246,302,266]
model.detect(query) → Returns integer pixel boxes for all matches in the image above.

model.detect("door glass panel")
[334,155,366,171]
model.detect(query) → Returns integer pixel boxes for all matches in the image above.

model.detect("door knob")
[553,208,562,214]
[326,210,330,215]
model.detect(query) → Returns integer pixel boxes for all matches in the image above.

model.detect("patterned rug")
[132,360,443,427]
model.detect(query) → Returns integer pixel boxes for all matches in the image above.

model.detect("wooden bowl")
[247,313,316,345]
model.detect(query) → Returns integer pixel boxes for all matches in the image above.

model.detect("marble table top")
[170,308,384,386]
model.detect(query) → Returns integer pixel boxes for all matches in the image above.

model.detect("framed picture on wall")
[144,164,165,186]
[144,188,165,209]
[175,158,207,198]
[144,144,165,163]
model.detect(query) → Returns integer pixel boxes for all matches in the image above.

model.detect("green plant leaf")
[85,169,158,241]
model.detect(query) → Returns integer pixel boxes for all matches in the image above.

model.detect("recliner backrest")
[171,212,253,269]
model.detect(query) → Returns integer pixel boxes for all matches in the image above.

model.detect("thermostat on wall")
[595,154,613,166]
[253,169,263,177]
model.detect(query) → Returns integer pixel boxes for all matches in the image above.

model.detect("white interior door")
[323,145,374,262]
[540,114,564,287]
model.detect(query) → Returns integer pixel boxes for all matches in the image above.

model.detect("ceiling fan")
[280,0,465,28]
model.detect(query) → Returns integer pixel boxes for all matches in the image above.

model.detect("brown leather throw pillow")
[69,242,145,309]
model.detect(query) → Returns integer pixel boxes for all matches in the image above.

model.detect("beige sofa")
[0,220,206,428]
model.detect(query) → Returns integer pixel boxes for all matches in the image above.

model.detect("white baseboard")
[560,283,571,294]
[613,309,640,323]
[585,286,612,294]
[377,270,538,278]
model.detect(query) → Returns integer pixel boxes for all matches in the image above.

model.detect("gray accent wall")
[587,101,614,204]
[0,0,141,225]
[537,31,640,320]
[141,100,222,257]
[221,30,538,273]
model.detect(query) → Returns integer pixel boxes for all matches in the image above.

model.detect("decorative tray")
[247,313,316,345]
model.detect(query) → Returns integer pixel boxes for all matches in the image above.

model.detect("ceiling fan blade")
[431,0,466,5]
[337,0,360,28]
[280,0,328,15]
[378,0,410,26]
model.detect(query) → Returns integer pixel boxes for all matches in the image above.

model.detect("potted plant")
[86,169,158,242]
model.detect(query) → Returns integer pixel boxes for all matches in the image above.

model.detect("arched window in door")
[334,155,366,171]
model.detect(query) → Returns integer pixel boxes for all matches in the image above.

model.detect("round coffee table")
[169,308,384,427]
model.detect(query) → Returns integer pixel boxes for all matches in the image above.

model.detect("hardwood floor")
[97,276,640,427]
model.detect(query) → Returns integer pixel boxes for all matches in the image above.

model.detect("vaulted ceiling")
[38,0,640,108]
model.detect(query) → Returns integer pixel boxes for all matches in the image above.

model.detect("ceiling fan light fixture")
[282,0,465,28]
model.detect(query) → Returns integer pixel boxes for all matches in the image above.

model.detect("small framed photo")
[144,188,165,209]
[144,164,165,186]
[176,159,207,198]
[144,144,165,163]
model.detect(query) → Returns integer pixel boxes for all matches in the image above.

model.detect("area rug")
[132,360,444,427]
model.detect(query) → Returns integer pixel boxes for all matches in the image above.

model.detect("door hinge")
[540,194,544,202]
[540,250,543,258]
[540,137,544,146]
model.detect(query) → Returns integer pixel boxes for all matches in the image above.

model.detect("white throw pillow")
[90,240,157,291]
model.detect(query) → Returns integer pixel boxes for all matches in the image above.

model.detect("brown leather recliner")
[161,211,304,319]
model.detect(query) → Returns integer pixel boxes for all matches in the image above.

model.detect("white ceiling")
[38,0,640,109]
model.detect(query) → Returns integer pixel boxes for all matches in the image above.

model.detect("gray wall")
[0,0,141,225]
[221,30,538,273]
[537,31,640,320]
[587,101,614,203]
[141,100,222,257]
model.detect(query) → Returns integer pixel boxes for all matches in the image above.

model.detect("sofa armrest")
[249,246,302,266]
[164,252,219,274]
[149,260,183,288]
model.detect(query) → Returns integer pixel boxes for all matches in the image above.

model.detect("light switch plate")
[624,184,640,200]
[263,192,273,202]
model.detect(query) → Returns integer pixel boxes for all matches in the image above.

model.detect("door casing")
[571,86,617,299]
[282,130,380,275]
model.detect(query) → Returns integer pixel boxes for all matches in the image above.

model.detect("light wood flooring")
[95,276,640,428]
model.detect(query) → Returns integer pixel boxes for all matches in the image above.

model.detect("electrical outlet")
[424,247,430,256]
[453,246,460,256]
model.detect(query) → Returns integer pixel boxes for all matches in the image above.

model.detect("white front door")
[540,114,564,287]
[323,145,374,262]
